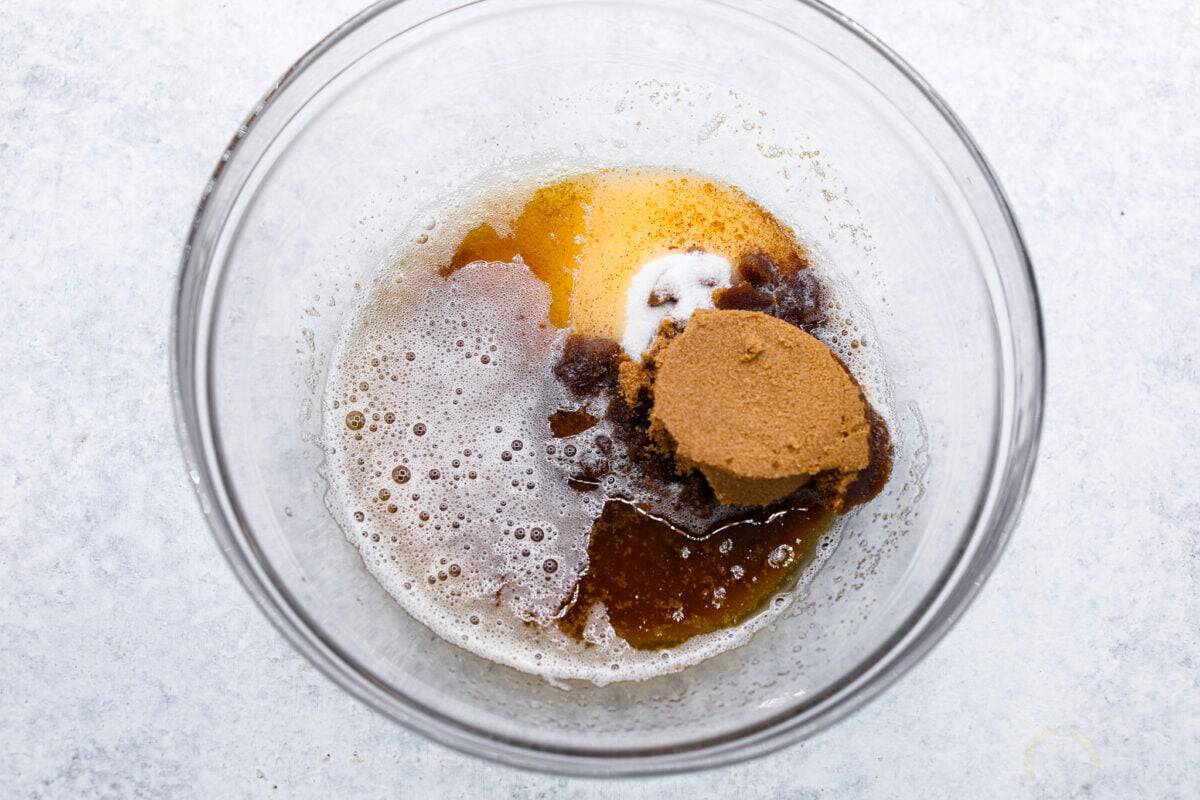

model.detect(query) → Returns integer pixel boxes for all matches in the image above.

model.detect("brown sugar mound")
[650,309,871,507]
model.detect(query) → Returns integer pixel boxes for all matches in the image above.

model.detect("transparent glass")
[172,0,1043,776]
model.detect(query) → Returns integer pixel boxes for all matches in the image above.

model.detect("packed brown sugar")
[650,309,871,508]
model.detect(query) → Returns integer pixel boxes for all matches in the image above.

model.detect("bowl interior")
[181,0,1038,773]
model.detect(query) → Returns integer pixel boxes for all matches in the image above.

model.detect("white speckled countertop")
[2,0,1198,797]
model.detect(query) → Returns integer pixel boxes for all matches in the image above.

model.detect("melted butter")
[444,178,592,327]
[443,169,805,337]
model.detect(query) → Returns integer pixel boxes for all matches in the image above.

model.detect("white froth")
[621,251,732,359]
[327,263,594,618]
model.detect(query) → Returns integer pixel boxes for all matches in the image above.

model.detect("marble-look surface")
[2,0,1198,797]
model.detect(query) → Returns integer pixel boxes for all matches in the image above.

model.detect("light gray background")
[2,0,1197,797]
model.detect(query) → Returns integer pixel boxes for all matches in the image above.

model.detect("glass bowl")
[172,0,1044,776]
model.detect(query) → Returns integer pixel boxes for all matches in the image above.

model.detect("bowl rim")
[170,0,1045,777]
